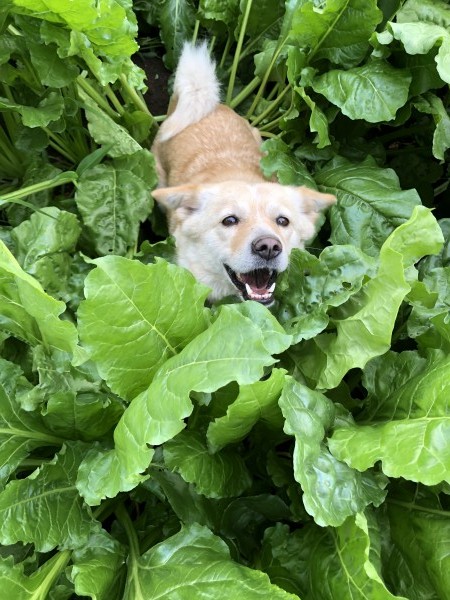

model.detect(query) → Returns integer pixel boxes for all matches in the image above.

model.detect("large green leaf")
[279,378,386,527]
[77,303,291,504]
[158,0,196,70]
[164,430,252,498]
[0,240,78,353]
[317,156,421,256]
[290,0,382,68]
[0,358,63,487]
[77,257,210,400]
[0,443,99,551]
[207,368,286,452]
[126,522,298,599]
[329,351,450,485]
[306,206,443,389]
[28,40,79,88]
[11,0,141,85]
[312,60,411,123]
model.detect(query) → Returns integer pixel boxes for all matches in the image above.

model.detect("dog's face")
[153,181,335,304]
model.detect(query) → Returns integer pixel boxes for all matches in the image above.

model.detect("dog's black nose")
[252,236,282,260]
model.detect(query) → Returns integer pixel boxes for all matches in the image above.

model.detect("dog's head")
[152,181,335,304]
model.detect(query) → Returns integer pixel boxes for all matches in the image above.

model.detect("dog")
[151,42,336,305]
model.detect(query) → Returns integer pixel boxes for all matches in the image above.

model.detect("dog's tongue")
[240,269,272,293]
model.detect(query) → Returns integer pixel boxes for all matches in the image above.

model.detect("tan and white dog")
[151,42,335,305]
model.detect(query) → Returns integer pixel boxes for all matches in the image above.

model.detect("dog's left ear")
[297,186,336,213]
[297,185,336,211]
[152,184,199,211]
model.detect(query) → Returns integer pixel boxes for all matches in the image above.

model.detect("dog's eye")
[222,215,239,226]
[276,216,290,227]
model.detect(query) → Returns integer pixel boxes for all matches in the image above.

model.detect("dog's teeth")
[268,283,276,293]
[245,283,253,296]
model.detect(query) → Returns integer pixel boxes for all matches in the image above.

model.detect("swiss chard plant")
[0,0,449,598]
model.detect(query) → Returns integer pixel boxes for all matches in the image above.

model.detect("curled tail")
[158,41,220,142]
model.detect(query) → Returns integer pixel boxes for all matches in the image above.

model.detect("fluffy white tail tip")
[158,41,220,142]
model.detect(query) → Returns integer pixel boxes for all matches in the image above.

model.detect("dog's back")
[152,42,264,187]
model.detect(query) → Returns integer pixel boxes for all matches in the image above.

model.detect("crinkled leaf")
[70,530,126,600]
[275,246,374,343]
[329,351,450,485]
[0,240,78,353]
[11,207,81,298]
[77,257,210,400]
[0,358,62,487]
[279,378,386,527]
[77,303,291,504]
[407,267,450,348]
[0,443,99,552]
[207,368,286,452]
[315,206,443,389]
[164,430,252,498]
[20,346,123,441]
[198,0,240,27]
[130,522,297,600]
[11,0,141,85]
[312,60,411,123]
[317,156,421,256]
[75,161,153,256]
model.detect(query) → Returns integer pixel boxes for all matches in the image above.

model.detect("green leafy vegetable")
[0,0,448,597]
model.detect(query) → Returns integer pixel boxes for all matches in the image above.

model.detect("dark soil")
[135,55,171,117]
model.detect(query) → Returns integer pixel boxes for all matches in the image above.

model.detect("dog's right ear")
[152,184,199,211]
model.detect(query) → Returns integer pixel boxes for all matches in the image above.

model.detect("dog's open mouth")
[224,265,277,305]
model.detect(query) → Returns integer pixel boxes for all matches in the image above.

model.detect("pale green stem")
[119,74,152,117]
[229,76,261,109]
[226,0,254,104]
[246,38,287,119]
[76,76,119,119]
[0,173,77,204]
[250,83,292,127]
[116,504,146,600]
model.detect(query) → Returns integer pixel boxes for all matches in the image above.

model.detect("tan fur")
[152,105,264,187]
[151,43,336,303]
